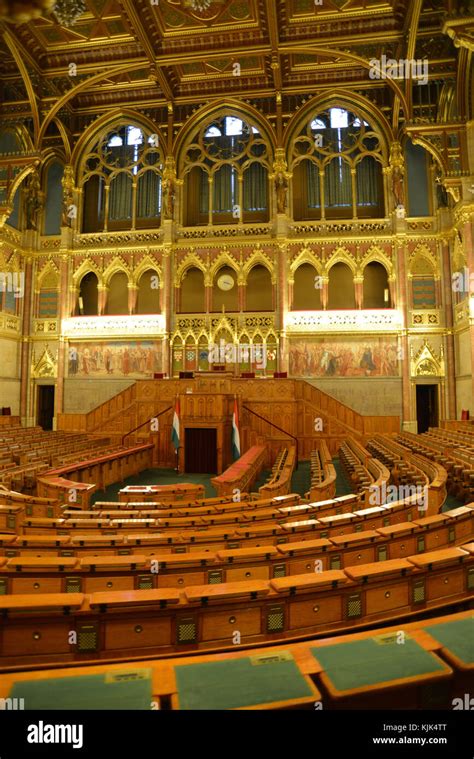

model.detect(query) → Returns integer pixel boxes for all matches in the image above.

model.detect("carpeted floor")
[91,459,466,510]
[91,468,218,503]
[332,457,353,496]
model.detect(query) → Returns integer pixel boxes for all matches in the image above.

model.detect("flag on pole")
[231,397,241,460]
[171,397,180,451]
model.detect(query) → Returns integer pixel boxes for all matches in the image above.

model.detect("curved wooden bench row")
[37,443,155,508]
[0,608,471,709]
[211,445,267,497]
[306,441,337,502]
[338,438,391,506]
[0,544,472,667]
[18,493,444,554]
[259,446,297,497]
[1,507,473,593]
[368,435,447,512]
[397,431,474,504]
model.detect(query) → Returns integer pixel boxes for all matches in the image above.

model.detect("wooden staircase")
[57,378,400,467]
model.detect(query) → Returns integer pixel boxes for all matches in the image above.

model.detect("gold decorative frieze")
[410,310,442,327]
[75,231,163,248]
[34,319,58,334]
[178,224,271,239]
[242,314,274,328]
[0,313,20,335]
[61,315,166,338]
[407,219,436,233]
[40,238,61,249]
[285,309,403,333]
[289,220,391,236]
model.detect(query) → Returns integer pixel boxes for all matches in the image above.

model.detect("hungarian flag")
[171,398,180,451]
[231,397,241,460]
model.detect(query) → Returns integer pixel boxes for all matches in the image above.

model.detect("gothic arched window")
[291,107,385,221]
[81,125,163,232]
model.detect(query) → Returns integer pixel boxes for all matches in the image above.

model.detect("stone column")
[462,217,474,406]
[354,276,364,309]
[19,252,34,426]
[388,275,397,308]
[162,247,172,377]
[396,236,416,432]
[128,284,138,315]
[238,283,245,312]
[97,285,108,316]
[205,283,212,313]
[321,277,329,310]
[441,237,456,420]
[277,243,288,372]
[54,251,70,426]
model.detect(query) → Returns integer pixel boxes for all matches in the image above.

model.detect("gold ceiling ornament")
[183,0,224,12]
[0,0,55,23]
[53,0,86,26]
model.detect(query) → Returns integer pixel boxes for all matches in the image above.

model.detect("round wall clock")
[217,273,235,291]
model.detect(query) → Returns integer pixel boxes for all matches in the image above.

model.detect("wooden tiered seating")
[211,445,266,496]
[0,430,472,713]
[2,504,473,592]
[397,429,474,504]
[0,609,471,710]
[0,541,471,666]
[306,441,336,502]
[339,438,390,504]
[259,445,296,497]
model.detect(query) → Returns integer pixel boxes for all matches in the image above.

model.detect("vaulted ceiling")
[0,0,469,150]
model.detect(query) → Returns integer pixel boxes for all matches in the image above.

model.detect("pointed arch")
[210,251,240,283]
[284,90,393,162]
[290,246,323,278]
[175,254,207,287]
[102,256,131,287]
[360,245,394,278]
[326,247,357,276]
[36,260,59,290]
[242,249,275,283]
[132,255,162,286]
[409,243,438,277]
[73,258,103,287]
[174,99,276,166]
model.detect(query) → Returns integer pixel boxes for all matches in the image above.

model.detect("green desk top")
[175,652,313,710]
[9,669,153,710]
[311,635,446,693]
[425,617,474,665]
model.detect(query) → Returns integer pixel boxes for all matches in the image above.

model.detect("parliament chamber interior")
[0,0,473,726]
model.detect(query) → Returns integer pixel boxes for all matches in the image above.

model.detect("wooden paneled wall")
[57,378,400,468]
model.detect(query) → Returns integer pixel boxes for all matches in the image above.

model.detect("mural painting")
[289,337,399,377]
[68,341,162,377]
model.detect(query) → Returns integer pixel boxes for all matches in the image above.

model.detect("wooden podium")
[177,392,236,474]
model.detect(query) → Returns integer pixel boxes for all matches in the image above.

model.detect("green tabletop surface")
[175,651,313,710]
[9,669,153,710]
[425,617,474,665]
[311,635,446,692]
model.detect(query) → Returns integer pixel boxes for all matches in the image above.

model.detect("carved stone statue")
[391,165,405,208]
[61,165,75,227]
[275,171,288,214]
[162,176,175,220]
[24,171,43,231]
[435,172,448,208]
